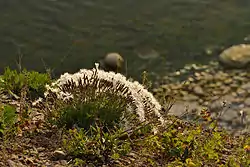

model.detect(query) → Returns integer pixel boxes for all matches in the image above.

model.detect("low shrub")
[62,125,132,166]
[135,114,250,166]
[0,104,18,138]
[0,67,51,99]
[43,66,163,132]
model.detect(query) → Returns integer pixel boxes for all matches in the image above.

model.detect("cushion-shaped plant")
[0,67,51,99]
[44,64,164,131]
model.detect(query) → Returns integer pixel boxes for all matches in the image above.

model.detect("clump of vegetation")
[49,86,131,130]
[59,110,249,166]
[43,66,164,130]
[137,115,250,166]
[62,125,132,166]
[0,104,18,138]
[0,67,51,99]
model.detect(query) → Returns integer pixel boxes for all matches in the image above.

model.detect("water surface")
[0,0,250,79]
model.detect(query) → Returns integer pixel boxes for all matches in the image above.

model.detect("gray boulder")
[99,52,124,72]
[219,44,250,68]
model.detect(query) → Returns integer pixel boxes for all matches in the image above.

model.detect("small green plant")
[0,67,51,99]
[44,68,162,132]
[45,67,164,128]
[0,105,18,138]
[62,124,132,166]
[56,91,129,131]
[141,71,152,89]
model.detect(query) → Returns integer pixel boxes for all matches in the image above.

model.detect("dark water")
[0,0,250,79]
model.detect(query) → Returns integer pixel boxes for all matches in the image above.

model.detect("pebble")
[182,94,199,101]
[236,88,247,97]
[224,78,233,85]
[231,92,238,97]
[222,87,231,94]
[193,86,204,96]
[188,77,195,82]
[230,83,239,89]
[215,82,223,87]
[244,98,250,106]
[219,44,250,68]
[241,83,250,90]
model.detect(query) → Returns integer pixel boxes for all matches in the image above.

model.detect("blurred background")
[0,0,250,80]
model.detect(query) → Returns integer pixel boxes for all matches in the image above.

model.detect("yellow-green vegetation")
[0,67,51,99]
[0,67,249,166]
[0,105,17,138]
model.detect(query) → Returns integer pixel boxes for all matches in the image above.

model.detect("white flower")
[45,67,164,125]
[32,97,43,106]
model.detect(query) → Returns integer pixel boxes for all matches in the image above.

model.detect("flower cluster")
[45,64,164,124]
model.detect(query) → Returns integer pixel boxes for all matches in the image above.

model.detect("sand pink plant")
[45,64,164,125]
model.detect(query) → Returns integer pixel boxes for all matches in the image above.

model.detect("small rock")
[193,86,204,96]
[244,98,250,106]
[209,100,225,113]
[220,108,239,122]
[221,87,231,94]
[219,44,250,68]
[180,90,188,96]
[231,92,238,97]
[182,94,199,101]
[241,83,250,91]
[100,52,124,72]
[224,78,233,85]
[230,83,239,89]
[236,88,247,97]
[210,95,220,101]
[175,71,182,76]
[215,82,223,87]
[212,90,221,96]
[194,72,201,77]
[168,101,201,116]
[198,99,204,104]
[187,77,195,82]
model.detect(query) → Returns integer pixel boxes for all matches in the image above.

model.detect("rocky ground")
[153,61,250,136]
[0,95,67,167]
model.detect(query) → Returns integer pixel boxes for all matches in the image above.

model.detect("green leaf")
[2,105,17,127]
